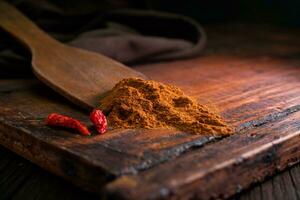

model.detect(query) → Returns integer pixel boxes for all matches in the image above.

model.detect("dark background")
[137,0,300,26]
[12,0,300,26]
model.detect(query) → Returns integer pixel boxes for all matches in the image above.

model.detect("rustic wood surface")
[1,24,300,199]
[2,144,300,200]
[0,1,145,109]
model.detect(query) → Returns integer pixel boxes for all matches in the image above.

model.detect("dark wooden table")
[1,24,300,200]
[1,144,300,200]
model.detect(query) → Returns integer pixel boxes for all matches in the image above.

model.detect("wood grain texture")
[3,145,300,200]
[0,1,145,109]
[0,146,98,200]
[0,24,300,199]
[105,110,300,199]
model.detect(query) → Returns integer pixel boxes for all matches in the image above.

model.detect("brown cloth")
[0,0,206,78]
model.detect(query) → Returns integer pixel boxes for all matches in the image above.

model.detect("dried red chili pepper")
[46,113,90,136]
[90,109,107,134]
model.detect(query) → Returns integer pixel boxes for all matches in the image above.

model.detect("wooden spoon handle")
[0,1,56,51]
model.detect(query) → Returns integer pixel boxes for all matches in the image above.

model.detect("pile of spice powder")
[99,78,233,136]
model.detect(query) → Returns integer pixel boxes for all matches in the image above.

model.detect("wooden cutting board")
[1,24,300,199]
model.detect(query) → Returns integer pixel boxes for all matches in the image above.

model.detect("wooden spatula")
[0,1,146,110]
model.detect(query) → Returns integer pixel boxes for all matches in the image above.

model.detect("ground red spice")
[99,78,233,136]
